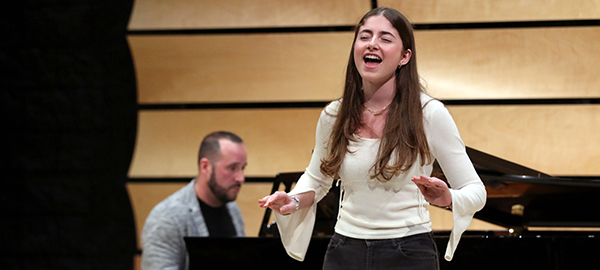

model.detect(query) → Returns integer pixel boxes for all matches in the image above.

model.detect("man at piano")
[141,131,247,270]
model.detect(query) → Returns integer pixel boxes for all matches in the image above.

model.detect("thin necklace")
[363,103,390,116]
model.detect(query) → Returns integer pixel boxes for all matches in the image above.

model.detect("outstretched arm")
[258,191,315,215]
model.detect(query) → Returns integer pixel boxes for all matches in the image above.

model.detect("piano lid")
[462,147,600,232]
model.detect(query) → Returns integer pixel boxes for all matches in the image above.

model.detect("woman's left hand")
[411,175,452,208]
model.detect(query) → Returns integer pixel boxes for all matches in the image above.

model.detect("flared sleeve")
[274,102,338,261]
[424,99,487,261]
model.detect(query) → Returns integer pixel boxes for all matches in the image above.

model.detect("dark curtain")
[1,1,138,269]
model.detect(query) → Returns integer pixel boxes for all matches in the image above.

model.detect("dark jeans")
[323,232,439,270]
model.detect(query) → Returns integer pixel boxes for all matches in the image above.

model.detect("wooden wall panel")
[128,0,371,30]
[381,0,600,23]
[134,255,140,270]
[125,2,600,256]
[417,27,600,100]
[130,27,599,104]
[447,104,600,176]
[128,108,324,178]
[129,105,600,178]
[128,33,352,104]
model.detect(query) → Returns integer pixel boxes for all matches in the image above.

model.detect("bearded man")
[141,131,247,270]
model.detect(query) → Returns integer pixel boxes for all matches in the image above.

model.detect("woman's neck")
[357,79,395,139]
[363,79,395,109]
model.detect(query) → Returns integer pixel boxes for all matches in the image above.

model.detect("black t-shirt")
[198,198,237,237]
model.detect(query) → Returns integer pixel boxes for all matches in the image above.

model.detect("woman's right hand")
[258,191,297,215]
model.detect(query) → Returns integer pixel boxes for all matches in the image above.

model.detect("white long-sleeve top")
[275,93,486,262]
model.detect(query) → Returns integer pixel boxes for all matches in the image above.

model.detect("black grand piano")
[186,147,600,269]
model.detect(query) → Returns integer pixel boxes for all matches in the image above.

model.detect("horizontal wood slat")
[128,108,324,178]
[128,0,371,30]
[417,26,600,99]
[129,27,599,104]
[129,105,599,178]
[381,0,600,23]
[128,33,352,104]
[448,104,600,176]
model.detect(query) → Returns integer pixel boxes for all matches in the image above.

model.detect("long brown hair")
[320,7,432,182]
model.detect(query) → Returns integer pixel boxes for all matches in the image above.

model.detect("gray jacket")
[141,179,245,270]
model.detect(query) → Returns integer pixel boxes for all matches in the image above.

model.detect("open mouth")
[364,55,382,64]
